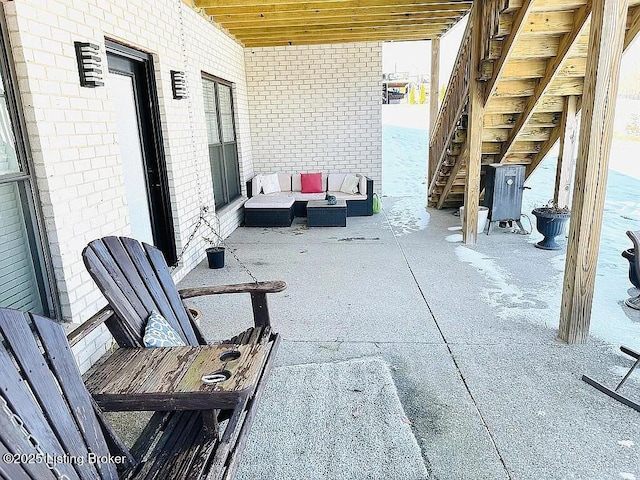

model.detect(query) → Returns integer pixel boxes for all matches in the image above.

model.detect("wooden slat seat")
[125,411,216,480]
[0,308,119,480]
[0,307,249,480]
[77,236,287,479]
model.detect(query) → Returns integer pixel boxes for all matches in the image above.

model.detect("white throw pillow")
[252,174,263,196]
[261,173,281,194]
[339,174,360,194]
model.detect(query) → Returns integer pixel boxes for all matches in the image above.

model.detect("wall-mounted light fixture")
[74,42,103,88]
[171,70,187,99]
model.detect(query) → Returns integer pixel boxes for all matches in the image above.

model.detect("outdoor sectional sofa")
[245,172,373,227]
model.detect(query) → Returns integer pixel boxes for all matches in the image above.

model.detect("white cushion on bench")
[254,173,367,197]
[327,173,347,192]
[340,174,360,194]
[261,173,281,194]
[278,173,292,192]
[295,192,327,201]
[327,191,368,201]
[252,173,293,194]
[357,174,367,195]
[245,195,294,209]
[251,174,263,197]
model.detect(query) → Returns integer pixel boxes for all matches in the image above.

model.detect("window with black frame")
[202,75,241,209]
[0,19,54,316]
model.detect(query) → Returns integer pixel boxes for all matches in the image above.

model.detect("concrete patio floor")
[179,197,640,480]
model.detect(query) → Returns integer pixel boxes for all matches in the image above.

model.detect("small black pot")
[532,208,570,250]
[206,247,225,269]
[622,248,640,289]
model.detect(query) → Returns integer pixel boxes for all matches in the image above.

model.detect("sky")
[382,14,640,94]
[382,14,468,86]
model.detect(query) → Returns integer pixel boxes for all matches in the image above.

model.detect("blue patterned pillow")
[143,310,186,348]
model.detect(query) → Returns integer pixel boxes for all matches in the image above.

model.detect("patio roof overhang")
[191,0,472,47]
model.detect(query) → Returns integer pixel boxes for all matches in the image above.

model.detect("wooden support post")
[553,96,578,209]
[429,38,440,133]
[559,0,628,344]
[462,0,485,245]
[428,37,441,186]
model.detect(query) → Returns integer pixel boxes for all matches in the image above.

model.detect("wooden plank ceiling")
[192,0,472,47]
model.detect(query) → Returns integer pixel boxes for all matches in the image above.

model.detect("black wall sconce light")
[74,42,103,88]
[171,70,188,99]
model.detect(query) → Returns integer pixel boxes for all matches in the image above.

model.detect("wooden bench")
[0,307,216,480]
[71,235,287,479]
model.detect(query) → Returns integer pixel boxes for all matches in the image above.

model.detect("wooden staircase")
[428,0,640,208]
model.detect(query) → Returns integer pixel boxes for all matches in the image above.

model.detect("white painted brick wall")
[2,0,254,329]
[69,324,114,374]
[244,43,383,189]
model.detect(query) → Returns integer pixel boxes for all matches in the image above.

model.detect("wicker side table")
[307,200,347,227]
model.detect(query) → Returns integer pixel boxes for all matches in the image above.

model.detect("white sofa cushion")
[292,174,301,192]
[261,173,281,194]
[255,173,367,197]
[263,191,354,202]
[327,191,367,201]
[251,174,263,197]
[340,174,360,194]
[357,174,367,195]
[278,173,292,192]
[294,192,326,201]
[327,173,347,191]
[245,195,294,209]
[263,192,296,199]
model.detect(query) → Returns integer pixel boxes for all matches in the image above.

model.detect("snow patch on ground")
[454,243,640,346]
[455,246,523,301]
[618,440,635,448]
[523,154,640,347]
[383,104,640,348]
[455,245,563,328]
[384,197,430,236]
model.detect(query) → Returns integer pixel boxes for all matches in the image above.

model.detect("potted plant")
[203,215,225,269]
[622,248,640,289]
[203,236,225,269]
[531,201,571,250]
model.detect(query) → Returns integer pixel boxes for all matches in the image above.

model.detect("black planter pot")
[622,248,640,289]
[532,208,570,250]
[206,247,225,269]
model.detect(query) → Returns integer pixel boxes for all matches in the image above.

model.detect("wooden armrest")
[178,280,286,299]
[67,307,114,347]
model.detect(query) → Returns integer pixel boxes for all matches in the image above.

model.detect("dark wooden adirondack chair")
[78,236,286,479]
[0,307,227,479]
[81,236,285,348]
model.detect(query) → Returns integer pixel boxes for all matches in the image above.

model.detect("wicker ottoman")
[244,196,295,227]
[307,200,347,227]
